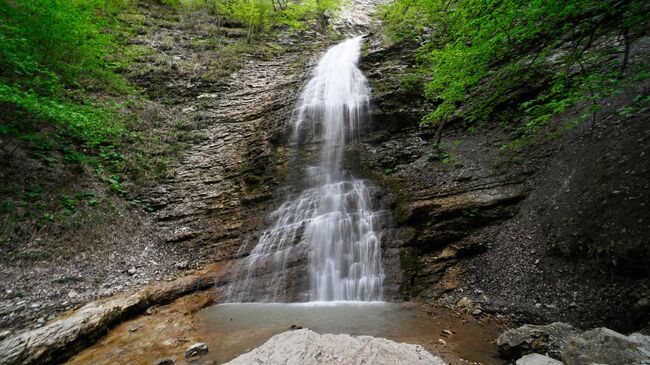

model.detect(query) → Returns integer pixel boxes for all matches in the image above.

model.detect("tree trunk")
[434,119,446,147]
[620,28,630,74]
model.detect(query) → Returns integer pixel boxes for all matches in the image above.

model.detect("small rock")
[185,342,208,358]
[174,260,189,270]
[127,267,137,276]
[456,297,473,308]
[289,324,303,330]
[67,291,78,299]
[472,309,482,316]
[153,357,176,365]
[516,353,563,365]
[441,329,453,337]
[197,93,218,99]
[0,330,11,340]
[128,325,141,333]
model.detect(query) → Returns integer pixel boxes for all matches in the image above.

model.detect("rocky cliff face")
[143,46,309,262]
[359,37,529,300]
[359,35,650,331]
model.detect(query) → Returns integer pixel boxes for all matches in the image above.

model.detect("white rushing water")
[227,36,385,302]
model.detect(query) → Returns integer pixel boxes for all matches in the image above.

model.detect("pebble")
[67,291,78,299]
[153,358,176,365]
[174,260,189,270]
[127,267,137,276]
[185,342,209,358]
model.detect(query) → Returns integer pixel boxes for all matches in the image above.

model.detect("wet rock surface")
[224,329,447,365]
[0,263,223,365]
[184,342,208,358]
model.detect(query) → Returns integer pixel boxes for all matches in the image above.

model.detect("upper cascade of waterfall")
[294,36,370,184]
[226,36,386,303]
[295,36,369,113]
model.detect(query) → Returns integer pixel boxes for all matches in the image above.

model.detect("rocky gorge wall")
[359,34,650,332]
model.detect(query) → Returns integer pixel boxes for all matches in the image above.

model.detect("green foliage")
[207,0,341,37]
[399,73,423,93]
[0,0,139,208]
[0,0,131,91]
[0,0,134,163]
[382,0,650,144]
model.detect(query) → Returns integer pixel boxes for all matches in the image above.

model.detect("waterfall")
[226,36,385,302]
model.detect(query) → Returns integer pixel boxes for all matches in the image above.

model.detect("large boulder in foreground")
[225,329,445,365]
[497,322,581,360]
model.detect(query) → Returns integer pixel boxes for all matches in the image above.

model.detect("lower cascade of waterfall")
[226,36,387,303]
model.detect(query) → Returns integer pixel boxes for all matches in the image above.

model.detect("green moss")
[242,171,264,194]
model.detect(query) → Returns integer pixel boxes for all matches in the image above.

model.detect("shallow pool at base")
[194,302,504,364]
